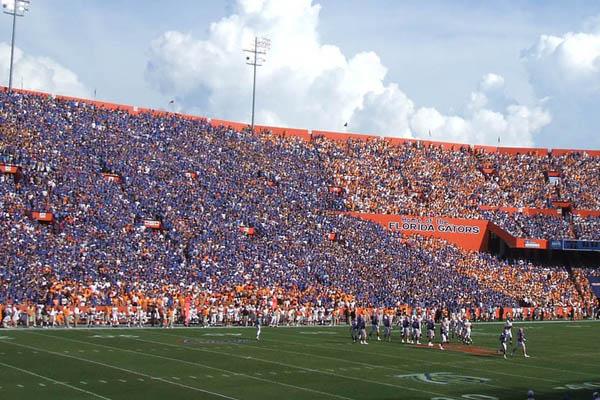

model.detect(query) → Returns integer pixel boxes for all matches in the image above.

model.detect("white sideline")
[0,361,112,400]
[1,318,599,332]
[2,340,240,400]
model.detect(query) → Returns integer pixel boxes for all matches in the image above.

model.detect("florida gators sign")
[347,212,489,251]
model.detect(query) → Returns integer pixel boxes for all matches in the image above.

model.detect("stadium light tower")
[3,0,30,93]
[244,36,270,130]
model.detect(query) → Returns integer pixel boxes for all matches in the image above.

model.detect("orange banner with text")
[348,212,490,251]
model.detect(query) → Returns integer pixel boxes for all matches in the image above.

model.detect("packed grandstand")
[0,88,599,328]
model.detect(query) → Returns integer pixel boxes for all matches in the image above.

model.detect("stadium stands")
[316,137,600,240]
[0,89,598,326]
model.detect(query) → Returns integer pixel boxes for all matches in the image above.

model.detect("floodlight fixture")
[3,0,31,92]
[243,36,270,130]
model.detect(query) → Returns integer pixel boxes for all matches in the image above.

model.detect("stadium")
[1,1,600,400]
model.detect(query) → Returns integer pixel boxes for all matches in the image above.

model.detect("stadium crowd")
[0,90,598,328]
[316,138,600,240]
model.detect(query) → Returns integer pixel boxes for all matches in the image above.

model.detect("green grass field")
[0,321,599,400]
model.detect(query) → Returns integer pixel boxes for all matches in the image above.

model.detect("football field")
[0,321,599,400]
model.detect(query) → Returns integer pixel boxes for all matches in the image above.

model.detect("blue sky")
[2,0,600,149]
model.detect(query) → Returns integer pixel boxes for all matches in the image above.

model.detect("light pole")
[3,0,30,93]
[244,36,270,130]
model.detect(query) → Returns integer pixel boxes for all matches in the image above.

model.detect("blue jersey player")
[357,315,368,345]
[411,317,422,345]
[350,318,359,343]
[369,312,381,341]
[512,327,530,358]
[426,318,435,347]
[498,330,508,359]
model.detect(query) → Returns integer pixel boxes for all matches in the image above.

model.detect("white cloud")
[524,32,600,94]
[146,0,550,146]
[479,73,505,92]
[0,43,88,97]
[522,17,600,148]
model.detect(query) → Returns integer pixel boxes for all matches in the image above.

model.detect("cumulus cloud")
[146,0,550,146]
[0,43,89,97]
[522,17,600,149]
[479,73,505,92]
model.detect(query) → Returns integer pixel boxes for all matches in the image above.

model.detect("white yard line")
[0,361,112,400]
[2,340,240,400]
[132,336,452,398]
[23,332,356,400]
[265,325,600,377]
[260,330,600,379]
[164,331,510,389]
[145,332,561,386]
[59,333,450,399]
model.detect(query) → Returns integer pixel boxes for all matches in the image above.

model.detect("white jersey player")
[504,317,513,344]
[440,317,450,345]
[463,318,472,344]
[111,306,119,327]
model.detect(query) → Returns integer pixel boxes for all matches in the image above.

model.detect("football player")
[426,317,435,347]
[504,316,514,345]
[499,330,508,359]
[512,327,530,358]
[382,313,392,342]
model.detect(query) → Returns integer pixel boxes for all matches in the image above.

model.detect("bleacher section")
[0,87,598,320]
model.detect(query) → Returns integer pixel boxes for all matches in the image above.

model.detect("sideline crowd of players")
[1,301,533,359]
[2,301,597,330]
